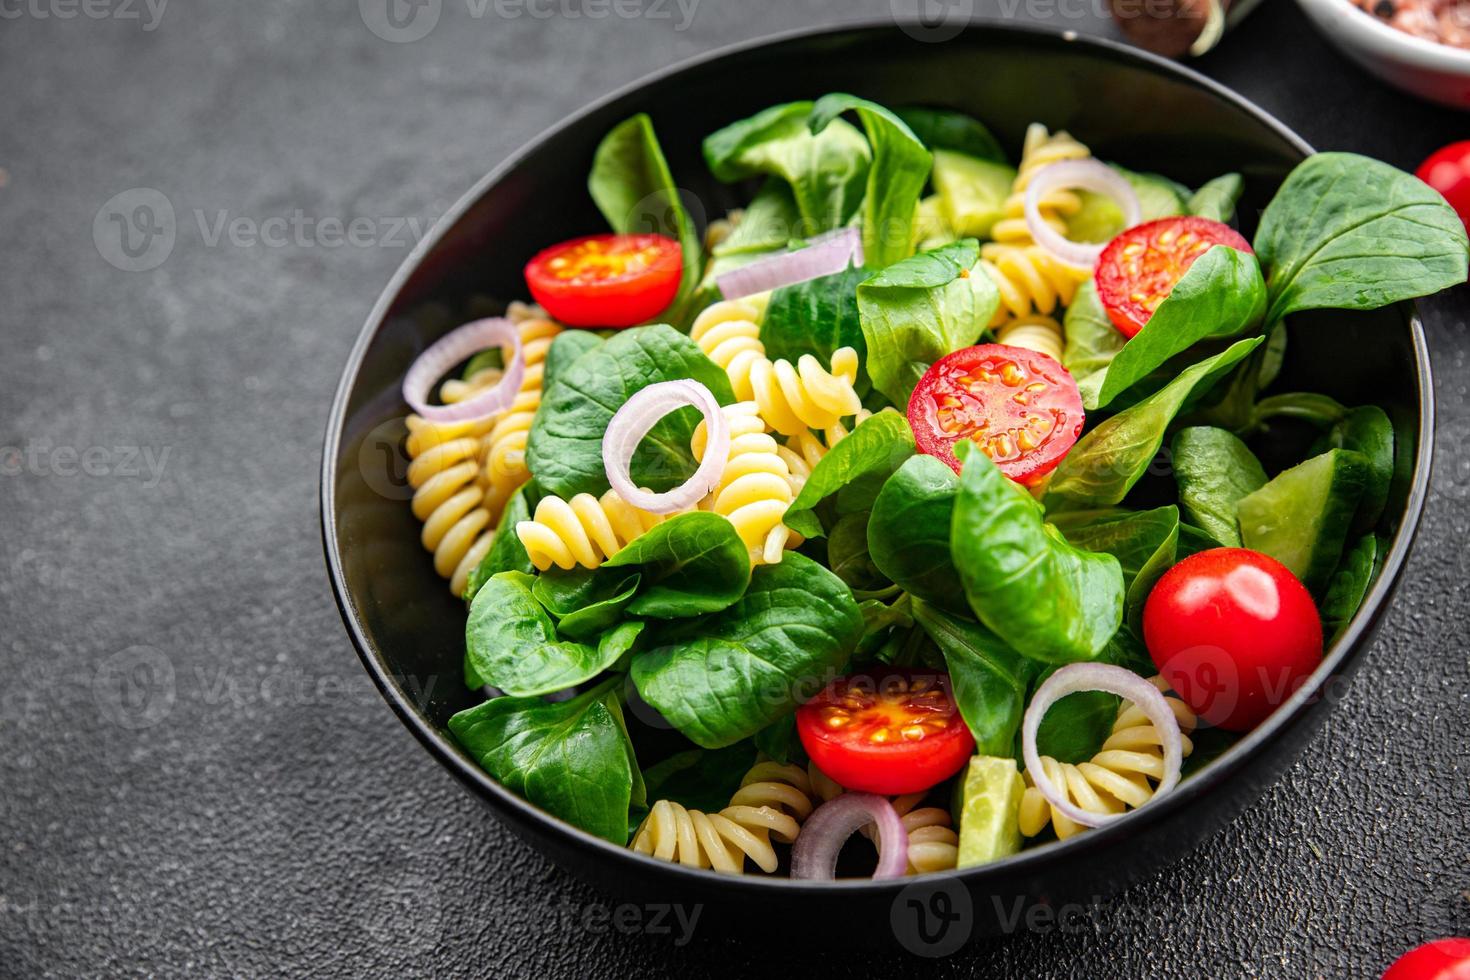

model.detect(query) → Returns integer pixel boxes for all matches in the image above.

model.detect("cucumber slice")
[955,755,1024,869]
[1067,166,1188,243]
[1236,449,1368,594]
[913,193,958,252]
[931,149,1016,239]
[1318,405,1394,536]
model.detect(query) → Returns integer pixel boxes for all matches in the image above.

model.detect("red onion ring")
[715,228,863,300]
[401,317,524,424]
[790,792,908,880]
[1024,160,1142,271]
[603,379,729,515]
[1022,663,1183,830]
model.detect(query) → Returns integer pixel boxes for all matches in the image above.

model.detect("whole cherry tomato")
[1417,142,1470,235]
[1143,548,1323,731]
[1383,938,1470,980]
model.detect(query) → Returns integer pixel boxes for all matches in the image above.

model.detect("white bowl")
[1297,0,1470,108]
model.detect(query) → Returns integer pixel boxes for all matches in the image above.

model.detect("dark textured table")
[3,1,1468,976]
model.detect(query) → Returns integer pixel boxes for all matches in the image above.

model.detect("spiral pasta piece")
[690,299,864,438]
[630,762,817,874]
[994,314,1065,364]
[516,489,674,572]
[777,411,873,494]
[693,402,800,565]
[1018,676,1198,841]
[404,303,562,596]
[982,125,1095,328]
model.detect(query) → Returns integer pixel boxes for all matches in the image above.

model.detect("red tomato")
[796,668,975,795]
[1417,142,1470,235]
[524,233,682,328]
[906,343,1084,486]
[1143,548,1323,731]
[1095,216,1254,338]
[1384,939,1470,980]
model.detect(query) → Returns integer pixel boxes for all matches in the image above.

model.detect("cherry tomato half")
[1417,142,1470,235]
[1143,548,1323,732]
[907,343,1084,486]
[796,668,975,795]
[1383,939,1470,980]
[1095,216,1253,339]
[524,233,682,328]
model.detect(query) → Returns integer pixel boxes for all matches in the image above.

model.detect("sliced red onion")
[603,380,728,515]
[402,317,524,424]
[1022,663,1183,830]
[716,228,863,300]
[790,792,908,881]
[1024,160,1142,271]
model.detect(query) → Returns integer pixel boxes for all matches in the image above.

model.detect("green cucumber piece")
[1317,406,1394,536]
[1236,449,1368,594]
[955,755,1025,869]
[1067,166,1188,243]
[931,149,1016,239]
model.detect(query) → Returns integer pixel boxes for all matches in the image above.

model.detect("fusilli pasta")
[809,762,960,877]
[690,298,864,438]
[405,303,561,596]
[1019,676,1198,840]
[630,761,816,874]
[994,314,1066,364]
[516,489,673,572]
[693,402,800,565]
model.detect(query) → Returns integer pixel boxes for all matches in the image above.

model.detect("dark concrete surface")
[2,1,1468,976]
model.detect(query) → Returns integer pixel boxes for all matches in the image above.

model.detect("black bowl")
[321,21,1433,945]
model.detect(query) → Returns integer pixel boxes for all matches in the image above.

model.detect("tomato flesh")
[524,233,682,328]
[796,668,975,795]
[1142,548,1323,732]
[907,343,1084,485]
[1383,939,1470,980]
[1417,141,1470,236]
[1095,216,1253,339]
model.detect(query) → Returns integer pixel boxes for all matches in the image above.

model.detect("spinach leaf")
[952,444,1124,664]
[1032,629,1153,763]
[753,714,801,765]
[809,94,934,269]
[703,102,870,234]
[448,677,638,844]
[526,325,734,499]
[1321,534,1379,643]
[782,411,915,538]
[588,114,702,315]
[532,567,642,642]
[640,742,758,814]
[1043,337,1263,512]
[911,599,1035,757]
[465,572,630,696]
[1063,279,1127,382]
[868,454,968,613]
[894,107,1006,161]
[1089,246,1266,410]
[855,593,916,660]
[1171,426,1268,547]
[827,510,887,592]
[1188,174,1244,223]
[1050,506,1182,632]
[713,179,804,257]
[761,264,869,370]
[603,511,751,618]
[543,330,604,392]
[631,553,864,748]
[1319,405,1394,535]
[1254,152,1469,326]
[465,481,537,601]
[855,239,998,406]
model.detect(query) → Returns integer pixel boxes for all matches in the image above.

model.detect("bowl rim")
[320,18,1435,896]
[1297,0,1470,71]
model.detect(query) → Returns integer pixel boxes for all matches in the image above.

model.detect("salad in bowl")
[388,94,1466,881]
